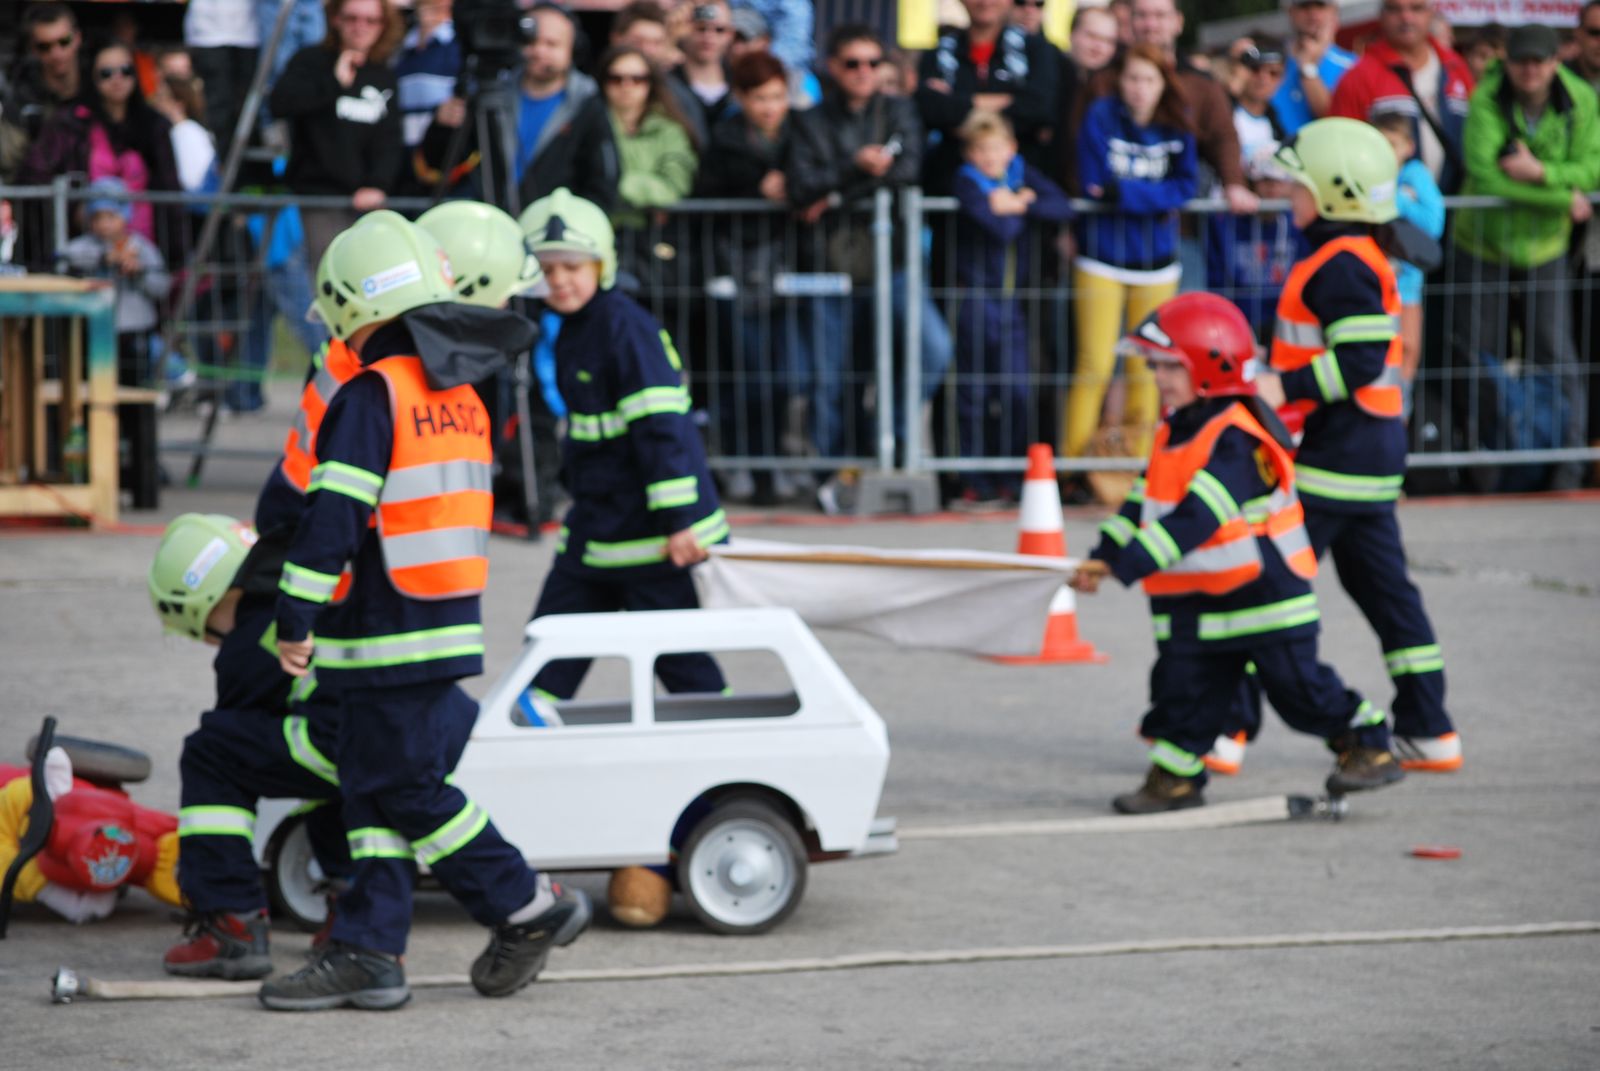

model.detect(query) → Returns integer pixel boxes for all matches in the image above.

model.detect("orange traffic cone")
[994,444,1108,665]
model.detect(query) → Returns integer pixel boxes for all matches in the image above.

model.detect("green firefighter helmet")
[518,188,616,289]
[416,199,542,307]
[1274,117,1399,225]
[310,209,458,339]
[149,513,258,641]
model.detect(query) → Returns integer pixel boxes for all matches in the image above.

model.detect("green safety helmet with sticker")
[518,188,616,289]
[310,209,458,340]
[416,200,542,307]
[1273,117,1399,225]
[148,513,258,641]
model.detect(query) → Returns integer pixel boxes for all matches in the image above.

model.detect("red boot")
[163,910,272,979]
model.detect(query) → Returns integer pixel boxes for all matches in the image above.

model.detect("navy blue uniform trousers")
[177,603,349,915]
[330,680,537,956]
[1142,636,1389,786]
[1220,506,1452,741]
[529,567,726,700]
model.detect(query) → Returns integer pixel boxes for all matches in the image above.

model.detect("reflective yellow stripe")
[348,827,412,860]
[658,329,684,371]
[1150,739,1203,777]
[1295,466,1405,503]
[1151,614,1171,641]
[569,410,628,442]
[283,716,339,787]
[1100,515,1137,548]
[1311,352,1349,403]
[1385,644,1444,676]
[281,562,341,603]
[1163,538,1261,577]
[1197,594,1320,641]
[178,805,255,838]
[1325,313,1399,346]
[617,385,691,422]
[580,508,729,568]
[411,801,490,866]
[1134,522,1182,569]
[312,624,485,670]
[308,460,384,506]
[1124,478,1146,505]
[1349,700,1386,728]
[1188,470,1240,525]
[646,475,699,511]
[1275,318,1324,348]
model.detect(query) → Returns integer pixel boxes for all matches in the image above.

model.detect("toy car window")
[650,648,800,722]
[513,656,633,727]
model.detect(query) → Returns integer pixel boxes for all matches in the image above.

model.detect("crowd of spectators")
[1,0,1597,503]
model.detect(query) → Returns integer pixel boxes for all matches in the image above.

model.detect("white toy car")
[255,607,895,935]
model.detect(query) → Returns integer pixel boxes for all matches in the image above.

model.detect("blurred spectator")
[150,72,219,193]
[1430,12,1454,51]
[734,0,814,74]
[1575,1,1600,96]
[258,0,330,97]
[20,40,183,256]
[699,50,804,504]
[612,1,705,135]
[421,4,617,211]
[1273,0,1356,136]
[1372,111,1443,412]
[157,49,194,86]
[1066,43,1197,465]
[110,12,161,99]
[879,49,918,97]
[271,0,404,265]
[395,0,459,153]
[950,110,1071,504]
[916,0,1061,193]
[674,2,737,149]
[1329,0,1474,193]
[790,24,950,493]
[1454,24,1600,491]
[728,6,821,106]
[1071,6,1119,74]
[1459,23,1507,85]
[1109,0,1134,45]
[1217,37,1257,100]
[1010,0,1046,37]
[184,0,260,156]
[58,178,171,388]
[1206,37,1300,337]
[601,46,699,232]
[1053,5,1119,180]
[1,3,86,183]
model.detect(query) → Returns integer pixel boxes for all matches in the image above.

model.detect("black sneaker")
[1113,765,1206,814]
[470,885,592,998]
[258,942,410,1012]
[1326,736,1407,795]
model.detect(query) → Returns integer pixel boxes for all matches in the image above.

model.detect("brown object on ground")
[608,866,671,928]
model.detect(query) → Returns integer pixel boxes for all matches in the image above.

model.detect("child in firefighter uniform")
[153,512,349,981]
[516,189,728,929]
[261,211,587,1012]
[1260,117,1460,773]
[518,188,728,701]
[1073,293,1406,813]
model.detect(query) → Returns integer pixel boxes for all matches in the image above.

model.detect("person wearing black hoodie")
[269,0,404,267]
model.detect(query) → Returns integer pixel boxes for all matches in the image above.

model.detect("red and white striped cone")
[993,444,1108,665]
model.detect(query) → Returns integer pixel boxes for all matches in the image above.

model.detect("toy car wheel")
[678,798,807,935]
[264,812,328,932]
[26,733,151,787]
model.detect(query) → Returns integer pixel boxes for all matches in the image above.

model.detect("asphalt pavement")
[1,396,1596,1068]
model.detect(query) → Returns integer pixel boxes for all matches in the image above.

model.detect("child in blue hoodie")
[1067,43,1198,468]
[1372,112,1444,416]
[951,110,1072,503]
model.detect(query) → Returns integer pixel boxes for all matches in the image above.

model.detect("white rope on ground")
[897,795,1298,840]
[53,922,1600,1002]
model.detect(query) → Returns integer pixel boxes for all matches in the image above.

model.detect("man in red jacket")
[1328,0,1474,192]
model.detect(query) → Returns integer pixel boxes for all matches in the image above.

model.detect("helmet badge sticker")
[182,537,231,590]
[361,261,423,297]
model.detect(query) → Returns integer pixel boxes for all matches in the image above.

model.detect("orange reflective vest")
[1271,235,1404,421]
[1140,403,1319,597]
[330,356,492,602]
[280,339,364,492]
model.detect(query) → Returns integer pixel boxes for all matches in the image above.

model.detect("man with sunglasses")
[0,3,85,182]
[670,2,736,149]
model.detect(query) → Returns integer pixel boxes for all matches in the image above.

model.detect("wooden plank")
[0,482,95,517]
[0,275,101,294]
[84,308,118,525]
[31,316,45,475]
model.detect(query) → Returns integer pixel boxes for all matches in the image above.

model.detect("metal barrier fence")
[2,181,1596,505]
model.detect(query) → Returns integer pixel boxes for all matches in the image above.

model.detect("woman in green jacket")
[599,46,699,234]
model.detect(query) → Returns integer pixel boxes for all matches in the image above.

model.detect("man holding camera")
[420,3,617,211]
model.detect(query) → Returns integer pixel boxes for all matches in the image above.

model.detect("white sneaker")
[1394,731,1462,772]
[1202,732,1248,776]
[723,469,755,501]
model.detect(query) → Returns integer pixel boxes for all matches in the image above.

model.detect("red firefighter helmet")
[37,823,139,890]
[1117,292,1261,398]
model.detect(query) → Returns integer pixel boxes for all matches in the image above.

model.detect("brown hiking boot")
[1113,766,1206,814]
[1327,737,1407,795]
[164,910,272,979]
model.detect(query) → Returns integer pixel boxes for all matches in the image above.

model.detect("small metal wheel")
[677,798,807,935]
[264,812,328,932]
[26,733,151,787]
